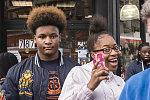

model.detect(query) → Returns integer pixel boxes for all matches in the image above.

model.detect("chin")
[46,52,56,56]
[110,66,118,71]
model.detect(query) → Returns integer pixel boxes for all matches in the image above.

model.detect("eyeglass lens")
[103,46,120,54]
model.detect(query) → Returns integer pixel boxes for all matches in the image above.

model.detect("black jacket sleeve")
[2,65,20,100]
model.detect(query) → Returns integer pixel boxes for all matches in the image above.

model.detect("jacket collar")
[136,59,150,65]
[34,51,64,67]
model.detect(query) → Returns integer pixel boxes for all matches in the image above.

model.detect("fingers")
[95,69,109,77]
[92,61,100,70]
[93,65,109,73]
[92,67,109,80]
[92,61,110,81]
[95,70,109,81]
[100,66,109,72]
[99,75,109,80]
[93,60,106,70]
[88,65,110,91]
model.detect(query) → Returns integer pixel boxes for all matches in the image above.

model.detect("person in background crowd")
[58,14,124,100]
[0,52,18,100]
[119,0,150,99]
[122,43,132,68]
[1,6,80,100]
[125,42,150,81]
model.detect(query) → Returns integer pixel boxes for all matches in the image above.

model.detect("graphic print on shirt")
[46,71,61,100]
[19,70,33,96]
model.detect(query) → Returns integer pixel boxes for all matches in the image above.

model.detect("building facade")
[0,0,146,77]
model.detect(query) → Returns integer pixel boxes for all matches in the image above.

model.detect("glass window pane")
[5,0,92,20]
[120,0,141,80]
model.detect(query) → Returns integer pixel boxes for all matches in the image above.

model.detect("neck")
[38,51,59,61]
[143,60,150,65]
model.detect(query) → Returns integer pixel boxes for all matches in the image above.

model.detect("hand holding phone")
[93,53,105,68]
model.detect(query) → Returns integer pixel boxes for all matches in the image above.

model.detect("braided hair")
[137,42,150,64]
[0,52,18,78]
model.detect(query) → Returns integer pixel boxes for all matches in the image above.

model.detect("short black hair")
[137,42,150,64]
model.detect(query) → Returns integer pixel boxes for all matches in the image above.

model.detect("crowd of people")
[0,0,150,100]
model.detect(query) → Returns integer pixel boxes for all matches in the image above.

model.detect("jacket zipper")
[39,68,44,100]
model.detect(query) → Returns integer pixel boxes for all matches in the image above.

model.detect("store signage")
[19,39,35,49]
[78,49,90,65]
[78,49,89,59]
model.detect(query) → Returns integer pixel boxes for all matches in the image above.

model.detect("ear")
[118,50,122,57]
[138,51,141,55]
[59,33,61,42]
[90,52,95,60]
[34,35,37,44]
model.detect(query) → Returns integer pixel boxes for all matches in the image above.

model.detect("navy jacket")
[125,60,150,81]
[2,53,80,100]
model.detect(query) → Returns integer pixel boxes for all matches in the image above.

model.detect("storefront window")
[120,0,141,80]
[4,0,92,21]
[5,0,91,62]
[60,30,89,64]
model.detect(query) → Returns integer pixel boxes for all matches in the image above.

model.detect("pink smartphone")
[93,53,105,68]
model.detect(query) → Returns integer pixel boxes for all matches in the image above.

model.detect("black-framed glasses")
[93,45,121,54]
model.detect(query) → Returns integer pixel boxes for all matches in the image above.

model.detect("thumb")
[92,61,99,70]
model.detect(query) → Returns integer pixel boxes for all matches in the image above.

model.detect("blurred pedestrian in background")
[0,52,18,81]
[0,52,18,100]
[125,42,150,81]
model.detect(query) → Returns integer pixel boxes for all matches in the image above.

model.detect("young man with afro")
[1,6,80,100]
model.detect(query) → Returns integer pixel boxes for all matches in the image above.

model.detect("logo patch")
[46,71,61,99]
[0,90,5,100]
[19,70,33,96]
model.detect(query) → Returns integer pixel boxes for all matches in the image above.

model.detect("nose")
[145,52,150,56]
[44,37,52,44]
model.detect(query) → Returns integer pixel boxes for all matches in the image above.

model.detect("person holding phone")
[58,14,124,100]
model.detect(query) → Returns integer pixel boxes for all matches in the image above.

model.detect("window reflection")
[120,0,141,80]
[5,0,92,21]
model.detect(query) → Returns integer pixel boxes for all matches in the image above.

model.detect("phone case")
[94,53,105,68]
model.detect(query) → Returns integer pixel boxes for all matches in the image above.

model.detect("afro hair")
[27,6,67,34]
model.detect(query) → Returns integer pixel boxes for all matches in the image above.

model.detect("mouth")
[108,58,118,66]
[44,46,53,50]
[144,57,150,60]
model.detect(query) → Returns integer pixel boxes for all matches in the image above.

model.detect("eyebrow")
[38,33,57,35]
[50,33,58,35]
[102,44,117,47]
[102,45,110,47]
